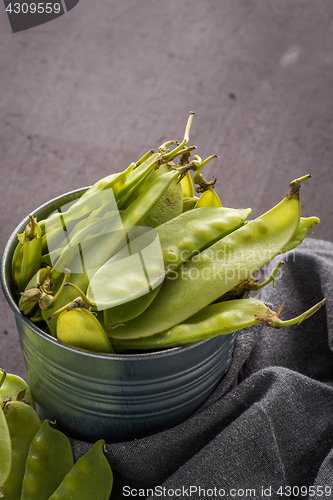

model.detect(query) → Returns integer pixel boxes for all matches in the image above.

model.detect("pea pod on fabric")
[20,419,74,500]
[109,175,309,340]
[48,439,113,500]
[88,206,251,328]
[2,400,41,500]
[279,216,320,254]
[111,297,326,351]
[0,369,34,409]
[11,216,42,293]
[0,371,11,490]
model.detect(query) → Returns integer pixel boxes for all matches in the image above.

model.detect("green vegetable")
[2,400,41,500]
[194,186,222,208]
[0,372,11,489]
[109,175,309,340]
[12,216,42,293]
[49,283,114,354]
[141,164,183,227]
[20,420,74,500]
[88,206,251,327]
[48,440,113,500]
[0,369,34,409]
[280,216,320,254]
[111,298,325,351]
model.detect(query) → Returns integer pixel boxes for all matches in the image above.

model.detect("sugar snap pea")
[2,400,41,500]
[38,160,136,236]
[180,170,195,198]
[280,216,320,254]
[49,283,114,354]
[20,420,74,500]
[111,297,326,351]
[88,206,251,327]
[182,196,197,212]
[0,372,11,490]
[194,186,223,208]
[42,272,90,336]
[12,216,42,293]
[109,175,309,339]
[141,164,183,228]
[42,112,194,244]
[48,439,113,500]
[0,369,34,409]
[51,167,186,280]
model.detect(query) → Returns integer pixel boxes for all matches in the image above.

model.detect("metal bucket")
[1,189,237,443]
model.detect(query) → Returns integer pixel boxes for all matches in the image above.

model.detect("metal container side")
[1,188,237,443]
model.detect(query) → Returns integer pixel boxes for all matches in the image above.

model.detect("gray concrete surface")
[1,0,333,379]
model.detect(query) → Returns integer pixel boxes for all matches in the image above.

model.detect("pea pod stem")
[158,140,179,153]
[235,260,285,292]
[111,298,326,351]
[63,282,91,309]
[47,282,91,322]
[288,174,312,198]
[136,148,155,165]
[162,112,195,162]
[256,298,326,327]
[193,155,219,192]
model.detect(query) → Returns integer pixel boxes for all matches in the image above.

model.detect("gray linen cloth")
[71,238,333,500]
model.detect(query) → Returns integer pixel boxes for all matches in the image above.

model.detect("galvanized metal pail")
[1,189,236,443]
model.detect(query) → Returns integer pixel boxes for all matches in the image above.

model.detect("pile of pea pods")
[0,369,113,499]
[12,113,325,354]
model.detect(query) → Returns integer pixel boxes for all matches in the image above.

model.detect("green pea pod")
[109,175,309,340]
[88,206,251,327]
[0,372,11,490]
[48,440,113,500]
[194,187,223,208]
[2,401,41,500]
[42,272,90,336]
[280,216,320,254]
[111,297,326,351]
[52,168,185,281]
[19,269,70,319]
[141,164,183,228]
[38,160,136,235]
[180,170,195,198]
[55,307,114,354]
[46,113,195,275]
[12,216,42,293]
[42,170,187,335]
[0,369,34,409]
[115,152,161,209]
[20,420,74,500]
[182,196,197,212]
